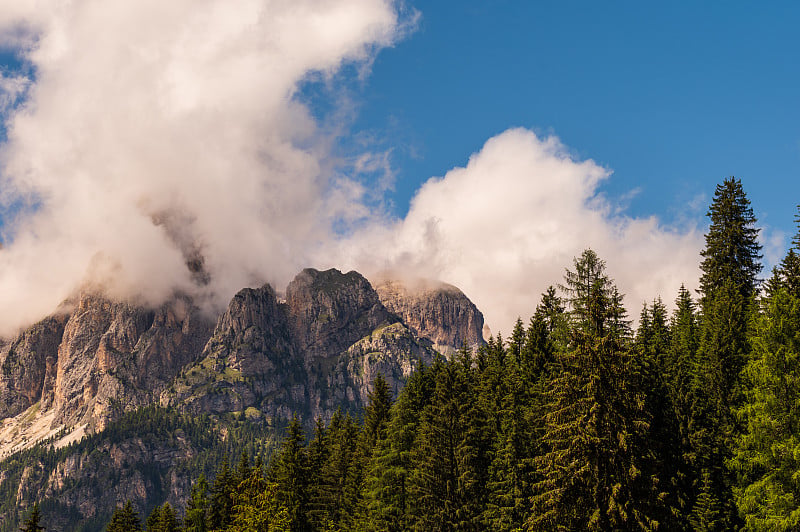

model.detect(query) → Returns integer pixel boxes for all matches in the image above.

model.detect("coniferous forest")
[21,177,800,531]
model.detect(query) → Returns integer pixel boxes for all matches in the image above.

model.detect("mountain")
[373,278,485,356]
[0,268,485,530]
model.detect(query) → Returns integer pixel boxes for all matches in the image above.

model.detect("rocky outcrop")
[0,266,488,530]
[51,293,213,430]
[0,314,68,419]
[286,269,394,360]
[167,268,437,425]
[164,284,299,420]
[373,278,486,355]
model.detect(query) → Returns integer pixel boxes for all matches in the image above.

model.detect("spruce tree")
[699,177,762,306]
[144,503,180,532]
[666,285,700,518]
[731,286,800,529]
[635,298,686,529]
[530,250,659,530]
[107,501,141,532]
[19,504,45,532]
[269,415,310,531]
[359,364,434,531]
[690,177,762,530]
[184,475,210,532]
[208,459,235,529]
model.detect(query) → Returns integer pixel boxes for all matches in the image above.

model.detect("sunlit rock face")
[373,278,486,356]
[0,268,487,441]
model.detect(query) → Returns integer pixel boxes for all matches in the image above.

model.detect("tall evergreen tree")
[666,285,701,517]
[699,177,762,306]
[360,363,435,531]
[690,177,762,530]
[522,286,565,381]
[362,373,393,451]
[183,474,210,532]
[269,415,310,532]
[731,285,800,529]
[107,501,141,532]
[530,250,659,530]
[635,298,686,529]
[19,504,45,532]
[208,459,235,530]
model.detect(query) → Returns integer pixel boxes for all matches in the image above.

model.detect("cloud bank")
[0,0,404,334]
[335,129,704,335]
[0,1,704,337]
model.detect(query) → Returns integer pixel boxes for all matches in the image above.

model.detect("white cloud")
[0,0,403,335]
[0,1,705,339]
[335,129,705,334]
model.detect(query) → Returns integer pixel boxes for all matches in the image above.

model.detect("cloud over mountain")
[0,0,403,334]
[335,129,704,334]
[0,1,703,337]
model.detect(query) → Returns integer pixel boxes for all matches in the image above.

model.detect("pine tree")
[731,287,800,530]
[509,318,526,365]
[483,360,535,530]
[666,285,700,518]
[699,177,762,306]
[530,250,659,530]
[359,363,435,531]
[107,501,141,532]
[305,418,330,530]
[635,298,685,529]
[522,286,565,381]
[408,356,488,531]
[362,373,393,451]
[145,503,180,532]
[690,177,762,530]
[208,460,235,530]
[184,474,210,532]
[269,415,310,531]
[19,504,45,532]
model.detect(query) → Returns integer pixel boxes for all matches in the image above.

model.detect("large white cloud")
[0,0,403,335]
[0,1,705,338]
[335,129,704,335]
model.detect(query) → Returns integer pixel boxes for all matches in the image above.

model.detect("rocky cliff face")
[373,278,486,355]
[166,269,435,425]
[0,292,215,440]
[0,314,68,419]
[286,269,393,360]
[50,293,214,431]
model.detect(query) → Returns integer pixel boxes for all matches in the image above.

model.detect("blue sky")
[327,1,800,241]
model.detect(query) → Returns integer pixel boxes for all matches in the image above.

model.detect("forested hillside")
[17,177,800,531]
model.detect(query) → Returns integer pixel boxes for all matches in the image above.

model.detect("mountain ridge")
[0,267,486,530]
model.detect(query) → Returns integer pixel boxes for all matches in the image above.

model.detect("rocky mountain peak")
[286,268,394,359]
[373,278,486,355]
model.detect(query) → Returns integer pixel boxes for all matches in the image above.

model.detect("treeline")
[85,177,800,530]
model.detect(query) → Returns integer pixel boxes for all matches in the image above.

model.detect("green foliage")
[19,504,45,532]
[145,503,180,532]
[699,176,762,306]
[732,289,800,530]
[530,249,660,530]
[106,502,141,532]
